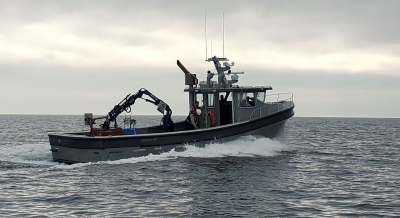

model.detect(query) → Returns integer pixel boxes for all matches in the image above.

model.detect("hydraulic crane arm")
[102,88,173,131]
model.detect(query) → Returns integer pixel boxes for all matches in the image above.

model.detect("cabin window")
[207,94,215,108]
[256,92,265,103]
[239,93,255,107]
[196,94,204,106]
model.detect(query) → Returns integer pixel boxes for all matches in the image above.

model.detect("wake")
[0,136,294,171]
[0,143,58,167]
[56,135,293,169]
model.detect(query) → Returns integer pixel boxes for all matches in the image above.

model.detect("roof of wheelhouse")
[184,86,272,93]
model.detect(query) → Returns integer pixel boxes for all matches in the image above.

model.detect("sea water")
[0,115,399,217]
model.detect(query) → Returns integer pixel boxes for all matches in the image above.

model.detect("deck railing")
[249,93,294,120]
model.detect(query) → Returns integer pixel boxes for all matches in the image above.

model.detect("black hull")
[49,106,294,163]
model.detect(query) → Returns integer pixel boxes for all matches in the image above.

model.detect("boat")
[48,55,295,164]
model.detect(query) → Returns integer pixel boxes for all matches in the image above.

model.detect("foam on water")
[169,135,291,158]
[53,135,293,169]
[0,135,292,171]
[0,143,59,167]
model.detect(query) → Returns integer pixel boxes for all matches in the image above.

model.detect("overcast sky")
[1,0,399,118]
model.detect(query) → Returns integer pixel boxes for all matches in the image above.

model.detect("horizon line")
[0,113,399,119]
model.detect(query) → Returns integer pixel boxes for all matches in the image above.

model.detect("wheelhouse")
[185,86,273,128]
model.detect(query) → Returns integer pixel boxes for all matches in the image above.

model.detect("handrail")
[249,92,293,120]
[264,92,294,103]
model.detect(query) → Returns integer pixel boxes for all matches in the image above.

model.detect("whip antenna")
[223,12,225,58]
[211,39,212,57]
[205,12,207,60]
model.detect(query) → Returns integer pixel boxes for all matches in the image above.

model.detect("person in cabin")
[185,101,203,130]
[193,100,203,112]
[220,95,225,105]
[220,95,228,109]
[246,96,255,107]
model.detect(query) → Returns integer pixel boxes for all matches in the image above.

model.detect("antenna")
[211,39,213,57]
[223,12,224,58]
[205,12,207,60]
[204,12,227,61]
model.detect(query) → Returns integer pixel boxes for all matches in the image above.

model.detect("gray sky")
[1,0,399,118]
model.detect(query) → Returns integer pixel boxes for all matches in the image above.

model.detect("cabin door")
[219,92,232,125]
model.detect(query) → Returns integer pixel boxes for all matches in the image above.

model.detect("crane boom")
[102,88,173,131]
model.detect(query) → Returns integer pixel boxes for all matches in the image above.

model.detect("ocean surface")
[0,115,399,217]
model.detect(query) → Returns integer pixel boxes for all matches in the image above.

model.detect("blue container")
[122,128,140,135]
